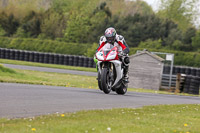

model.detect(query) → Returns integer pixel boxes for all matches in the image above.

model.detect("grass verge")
[0,64,98,89]
[0,59,97,72]
[0,104,200,133]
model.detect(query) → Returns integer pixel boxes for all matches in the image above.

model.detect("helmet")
[105,27,116,44]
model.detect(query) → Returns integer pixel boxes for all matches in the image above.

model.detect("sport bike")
[96,43,128,95]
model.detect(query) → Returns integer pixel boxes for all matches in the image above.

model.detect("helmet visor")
[106,37,115,43]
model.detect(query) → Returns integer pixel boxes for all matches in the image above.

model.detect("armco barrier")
[0,48,96,68]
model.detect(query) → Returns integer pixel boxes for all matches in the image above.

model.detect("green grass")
[0,65,98,89]
[0,104,200,133]
[0,64,16,73]
[0,59,97,72]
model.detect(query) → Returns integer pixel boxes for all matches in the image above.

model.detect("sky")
[143,0,160,11]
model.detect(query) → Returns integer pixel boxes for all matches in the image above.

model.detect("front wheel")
[101,68,112,94]
[97,71,102,90]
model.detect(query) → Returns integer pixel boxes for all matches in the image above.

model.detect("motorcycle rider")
[96,27,130,82]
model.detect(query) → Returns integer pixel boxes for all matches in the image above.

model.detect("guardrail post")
[175,73,181,94]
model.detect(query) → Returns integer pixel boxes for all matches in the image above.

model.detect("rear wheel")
[101,68,112,94]
[116,82,128,95]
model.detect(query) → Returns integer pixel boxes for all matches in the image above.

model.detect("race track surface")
[1,83,200,118]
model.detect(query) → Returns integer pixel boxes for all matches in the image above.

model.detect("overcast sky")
[142,0,160,11]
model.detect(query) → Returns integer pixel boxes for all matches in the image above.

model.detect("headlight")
[106,51,116,60]
[96,52,104,60]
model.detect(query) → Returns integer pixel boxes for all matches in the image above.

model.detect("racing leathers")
[96,34,130,82]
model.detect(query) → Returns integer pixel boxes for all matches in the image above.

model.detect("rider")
[96,27,130,82]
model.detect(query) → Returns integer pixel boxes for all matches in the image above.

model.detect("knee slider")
[123,56,130,65]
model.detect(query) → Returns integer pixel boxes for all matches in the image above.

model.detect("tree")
[192,31,200,51]
[105,0,154,16]
[138,39,162,49]
[0,25,6,36]
[40,11,66,39]
[21,11,43,38]
[0,12,19,36]
[84,43,98,57]
[183,27,196,44]
[163,28,182,48]
[157,0,199,31]
[64,0,105,43]
[64,10,91,43]
[87,2,112,43]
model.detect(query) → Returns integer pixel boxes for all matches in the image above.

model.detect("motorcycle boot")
[123,66,129,83]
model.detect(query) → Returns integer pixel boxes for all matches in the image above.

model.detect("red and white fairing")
[96,43,123,87]
[96,45,119,61]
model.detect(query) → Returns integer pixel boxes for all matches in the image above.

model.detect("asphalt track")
[1,64,200,118]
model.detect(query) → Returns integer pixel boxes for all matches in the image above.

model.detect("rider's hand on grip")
[118,51,123,57]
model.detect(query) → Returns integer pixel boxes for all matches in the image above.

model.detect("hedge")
[130,48,200,67]
[0,37,91,55]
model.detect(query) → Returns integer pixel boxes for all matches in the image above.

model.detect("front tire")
[101,68,112,94]
[98,71,102,90]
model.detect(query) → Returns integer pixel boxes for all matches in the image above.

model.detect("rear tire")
[116,82,128,95]
[101,68,112,94]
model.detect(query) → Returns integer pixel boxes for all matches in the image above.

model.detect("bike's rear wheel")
[101,68,112,94]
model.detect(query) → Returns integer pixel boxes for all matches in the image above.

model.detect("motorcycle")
[96,43,128,95]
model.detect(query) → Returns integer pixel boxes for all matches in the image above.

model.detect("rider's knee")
[124,56,130,65]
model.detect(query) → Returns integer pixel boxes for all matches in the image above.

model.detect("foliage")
[21,11,43,38]
[64,10,92,43]
[0,0,50,18]
[105,0,154,16]
[192,31,200,51]
[64,0,106,43]
[0,64,16,73]
[0,25,6,36]
[41,11,66,39]
[157,0,199,31]
[0,37,90,55]
[85,43,99,57]
[0,12,19,36]
[138,39,162,49]
[13,27,29,38]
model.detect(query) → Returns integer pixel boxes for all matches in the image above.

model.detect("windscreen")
[102,43,114,56]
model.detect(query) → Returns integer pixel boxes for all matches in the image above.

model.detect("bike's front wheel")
[101,68,112,94]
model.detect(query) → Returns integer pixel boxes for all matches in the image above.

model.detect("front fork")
[98,62,114,83]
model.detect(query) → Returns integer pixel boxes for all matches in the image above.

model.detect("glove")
[118,51,124,57]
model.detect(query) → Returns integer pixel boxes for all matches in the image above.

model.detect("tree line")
[0,0,200,56]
